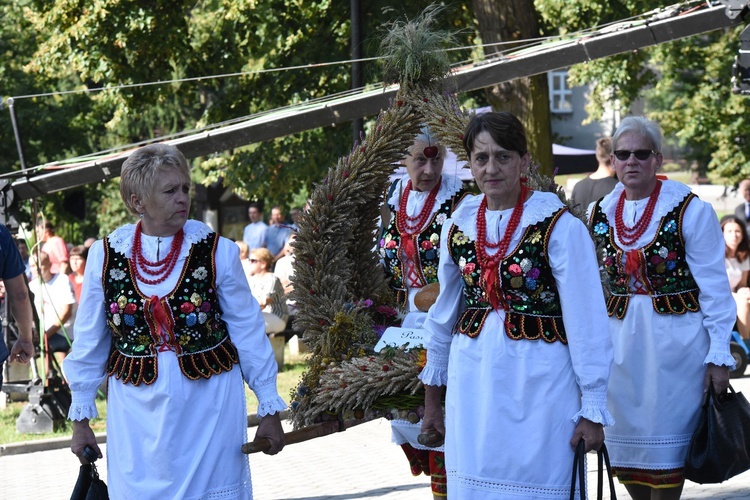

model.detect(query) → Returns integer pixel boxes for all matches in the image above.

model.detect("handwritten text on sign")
[374,327,426,352]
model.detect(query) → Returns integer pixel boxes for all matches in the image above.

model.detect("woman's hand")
[705,363,730,395]
[420,385,445,441]
[570,418,604,452]
[255,412,285,455]
[71,419,102,464]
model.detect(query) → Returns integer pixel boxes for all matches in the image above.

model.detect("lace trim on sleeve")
[67,389,100,421]
[257,396,289,417]
[705,349,736,369]
[250,375,287,416]
[572,388,615,426]
[418,349,449,386]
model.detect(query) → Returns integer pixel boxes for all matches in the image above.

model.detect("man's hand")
[9,338,34,364]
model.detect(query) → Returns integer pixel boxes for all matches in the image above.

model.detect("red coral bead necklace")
[476,184,529,265]
[476,185,529,310]
[396,179,441,236]
[614,180,662,246]
[131,221,184,285]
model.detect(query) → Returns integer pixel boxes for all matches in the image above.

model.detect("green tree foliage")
[534,0,750,185]
[1,1,478,240]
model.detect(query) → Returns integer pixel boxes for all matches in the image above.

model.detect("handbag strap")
[597,443,617,500]
[570,440,586,500]
[571,440,618,500]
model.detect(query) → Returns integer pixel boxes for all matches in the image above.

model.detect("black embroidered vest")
[448,208,568,343]
[380,187,468,308]
[590,193,700,319]
[103,232,239,385]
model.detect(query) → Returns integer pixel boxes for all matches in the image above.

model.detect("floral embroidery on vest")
[447,209,568,343]
[379,189,468,308]
[103,232,239,385]
[590,193,700,319]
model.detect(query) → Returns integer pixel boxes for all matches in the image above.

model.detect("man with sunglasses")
[588,116,734,500]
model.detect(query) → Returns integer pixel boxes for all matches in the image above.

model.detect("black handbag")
[70,447,109,500]
[684,383,750,484]
[570,440,617,500]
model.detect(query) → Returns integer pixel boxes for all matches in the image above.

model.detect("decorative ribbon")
[145,295,174,351]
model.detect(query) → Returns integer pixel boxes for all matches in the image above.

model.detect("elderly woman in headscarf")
[418,111,614,499]
[64,143,286,499]
[588,116,735,500]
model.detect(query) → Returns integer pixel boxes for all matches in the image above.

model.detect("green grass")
[1,348,308,445]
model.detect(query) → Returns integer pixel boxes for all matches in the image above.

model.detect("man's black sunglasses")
[613,149,657,161]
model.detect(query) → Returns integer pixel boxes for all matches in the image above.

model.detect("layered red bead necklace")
[130,221,184,285]
[614,180,662,246]
[397,178,441,261]
[476,184,529,310]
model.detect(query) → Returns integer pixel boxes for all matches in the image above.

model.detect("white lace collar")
[451,191,565,240]
[598,180,692,222]
[388,174,464,210]
[107,219,213,258]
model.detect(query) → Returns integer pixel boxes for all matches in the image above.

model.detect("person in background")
[273,232,297,317]
[36,220,69,275]
[589,116,734,500]
[266,206,292,264]
[68,245,88,304]
[243,202,268,252]
[288,207,302,231]
[570,137,617,212]
[734,179,750,225]
[722,215,750,344]
[235,240,253,283]
[0,224,35,390]
[246,247,288,335]
[64,143,285,498]
[16,239,32,281]
[379,126,469,499]
[419,112,614,499]
[28,251,76,365]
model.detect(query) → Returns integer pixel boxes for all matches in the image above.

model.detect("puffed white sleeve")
[214,237,287,416]
[63,240,112,421]
[683,198,736,367]
[548,212,615,426]
[418,220,464,387]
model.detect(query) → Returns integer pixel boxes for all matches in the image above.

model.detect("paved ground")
[3,372,750,499]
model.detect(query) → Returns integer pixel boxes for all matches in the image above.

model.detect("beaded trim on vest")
[103,232,239,385]
[447,208,568,343]
[379,189,468,308]
[590,193,700,319]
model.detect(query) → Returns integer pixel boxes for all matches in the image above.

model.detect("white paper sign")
[374,326,426,352]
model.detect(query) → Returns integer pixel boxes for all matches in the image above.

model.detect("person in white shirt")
[722,215,750,342]
[28,251,76,366]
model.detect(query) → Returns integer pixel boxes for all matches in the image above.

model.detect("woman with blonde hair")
[247,247,288,335]
[235,240,253,282]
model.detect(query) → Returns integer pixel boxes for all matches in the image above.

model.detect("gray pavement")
[3,373,750,498]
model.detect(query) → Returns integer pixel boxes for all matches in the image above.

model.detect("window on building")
[548,70,572,113]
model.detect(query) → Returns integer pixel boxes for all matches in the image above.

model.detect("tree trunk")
[471,0,554,174]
